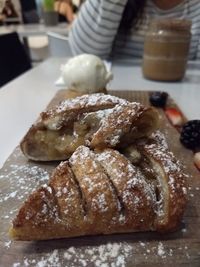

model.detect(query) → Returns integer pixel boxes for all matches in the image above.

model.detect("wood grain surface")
[0,90,199,267]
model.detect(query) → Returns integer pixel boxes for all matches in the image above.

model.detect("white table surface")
[0,23,68,37]
[0,57,199,169]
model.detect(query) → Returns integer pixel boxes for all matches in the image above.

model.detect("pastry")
[122,131,187,231]
[20,93,159,161]
[10,132,187,240]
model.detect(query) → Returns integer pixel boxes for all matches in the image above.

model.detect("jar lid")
[150,19,191,33]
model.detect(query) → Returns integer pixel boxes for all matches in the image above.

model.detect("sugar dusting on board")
[157,242,166,257]
[0,162,49,204]
[10,243,133,267]
[0,147,50,239]
[9,240,193,266]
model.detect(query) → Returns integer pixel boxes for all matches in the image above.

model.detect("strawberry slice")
[194,152,200,170]
[165,108,183,126]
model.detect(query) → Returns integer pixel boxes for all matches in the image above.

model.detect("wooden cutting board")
[0,90,200,267]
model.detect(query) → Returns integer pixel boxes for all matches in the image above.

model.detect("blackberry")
[149,92,168,108]
[180,120,200,149]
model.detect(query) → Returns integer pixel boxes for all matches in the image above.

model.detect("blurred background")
[0,0,82,69]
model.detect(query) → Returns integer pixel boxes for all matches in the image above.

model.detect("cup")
[142,19,191,81]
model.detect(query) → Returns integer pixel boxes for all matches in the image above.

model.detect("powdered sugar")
[95,148,156,227]
[140,131,187,225]
[0,88,197,267]
[157,242,166,257]
[0,163,49,204]
[55,94,128,113]
[42,94,128,130]
[4,240,11,249]
[0,148,52,241]
[39,93,156,151]
[1,145,192,265]
[8,239,194,266]
[90,102,144,148]
[11,242,133,267]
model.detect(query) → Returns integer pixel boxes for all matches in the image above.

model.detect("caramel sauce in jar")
[142,19,191,81]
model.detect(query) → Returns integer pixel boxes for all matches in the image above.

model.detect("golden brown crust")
[20,94,159,161]
[10,131,187,240]
[94,148,156,231]
[90,104,159,149]
[10,162,87,240]
[10,146,156,240]
[41,93,128,130]
[11,185,61,240]
[49,162,85,229]
[69,146,121,234]
[138,131,187,232]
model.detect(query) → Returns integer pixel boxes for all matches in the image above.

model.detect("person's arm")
[64,1,74,23]
[68,0,128,58]
[54,1,60,12]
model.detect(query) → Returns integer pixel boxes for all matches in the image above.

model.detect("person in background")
[54,0,74,23]
[19,0,39,23]
[0,0,6,24]
[35,0,43,19]
[71,0,84,13]
[68,0,200,60]
[1,0,19,24]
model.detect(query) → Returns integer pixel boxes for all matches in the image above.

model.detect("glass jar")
[142,19,191,81]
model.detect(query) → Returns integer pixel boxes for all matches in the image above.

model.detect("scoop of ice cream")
[61,54,113,93]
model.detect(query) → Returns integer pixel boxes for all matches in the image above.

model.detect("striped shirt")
[69,0,200,60]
